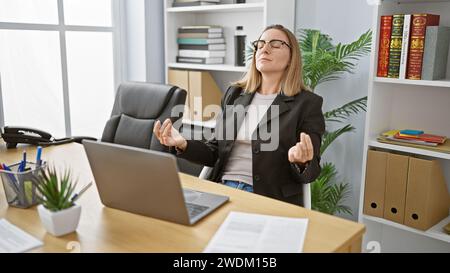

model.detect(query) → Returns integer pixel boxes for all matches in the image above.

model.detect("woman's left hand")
[288,133,314,164]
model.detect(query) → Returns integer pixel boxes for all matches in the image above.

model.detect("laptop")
[82,140,229,225]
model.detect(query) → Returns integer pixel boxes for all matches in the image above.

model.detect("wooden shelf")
[168,62,248,73]
[363,214,450,243]
[368,138,450,160]
[374,77,450,88]
[167,3,264,13]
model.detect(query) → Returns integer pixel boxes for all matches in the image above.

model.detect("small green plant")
[33,166,77,212]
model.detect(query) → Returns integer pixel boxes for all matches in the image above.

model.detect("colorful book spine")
[387,15,405,78]
[406,14,440,80]
[177,38,225,45]
[176,56,223,64]
[399,14,411,79]
[377,15,393,77]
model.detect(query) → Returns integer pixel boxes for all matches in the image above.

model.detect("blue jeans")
[222,180,254,193]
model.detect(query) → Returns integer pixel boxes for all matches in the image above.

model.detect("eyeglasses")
[252,39,292,51]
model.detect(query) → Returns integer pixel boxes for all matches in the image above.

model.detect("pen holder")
[0,161,47,208]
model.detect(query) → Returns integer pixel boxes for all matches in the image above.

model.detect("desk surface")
[0,143,365,253]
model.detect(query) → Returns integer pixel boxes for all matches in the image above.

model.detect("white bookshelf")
[182,118,216,129]
[368,139,450,160]
[164,0,295,127]
[166,2,265,13]
[359,0,450,252]
[374,76,450,88]
[363,214,450,243]
[168,62,247,72]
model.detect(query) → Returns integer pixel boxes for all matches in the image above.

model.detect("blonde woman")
[154,24,325,206]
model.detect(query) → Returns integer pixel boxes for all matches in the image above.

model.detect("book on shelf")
[173,0,221,3]
[406,14,440,80]
[387,15,404,78]
[177,38,225,45]
[395,132,447,144]
[174,0,220,2]
[176,56,224,64]
[399,14,411,80]
[178,32,223,39]
[179,50,226,58]
[379,129,447,147]
[179,43,226,50]
[172,1,219,7]
[178,25,223,33]
[377,15,393,77]
[421,26,450,80]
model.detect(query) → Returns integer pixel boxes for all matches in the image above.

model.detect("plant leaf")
[324,96,367,123]
[320,124,355,155]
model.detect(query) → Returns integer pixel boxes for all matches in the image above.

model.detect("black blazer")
[175,86,325,206]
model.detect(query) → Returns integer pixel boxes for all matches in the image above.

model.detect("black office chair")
[101,82,186,151]
[99,82,202,175]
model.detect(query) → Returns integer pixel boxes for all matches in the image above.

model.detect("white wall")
[144,0,165,83]
[123,0,164,83]
[124,0,146,82]
[296,0,373,221]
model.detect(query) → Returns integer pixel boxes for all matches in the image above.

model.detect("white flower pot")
[37,204,81,237]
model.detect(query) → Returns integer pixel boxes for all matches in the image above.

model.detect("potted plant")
[299,29,372,216]
[33,166,81,237]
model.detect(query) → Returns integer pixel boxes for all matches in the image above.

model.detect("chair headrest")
[115,82,178,119]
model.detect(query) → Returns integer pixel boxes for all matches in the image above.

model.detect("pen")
[36,146,42,167]
[18,161,24,172]
[71,181,93,202]
[20,150,27,172]
[2,163,19,193]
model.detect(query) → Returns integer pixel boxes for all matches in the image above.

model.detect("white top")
[222,92,278,185]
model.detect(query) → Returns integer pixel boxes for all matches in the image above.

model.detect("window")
[0,0,59,24]
[0,0,120,138]
[0,30,65,136]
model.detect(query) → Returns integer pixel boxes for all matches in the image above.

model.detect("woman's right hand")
[153,118,187,151]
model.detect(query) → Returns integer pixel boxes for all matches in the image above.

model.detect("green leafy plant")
[33,166,77,212]
[245,28,372,215]
[311,163,352,215]
[300,29,372,216]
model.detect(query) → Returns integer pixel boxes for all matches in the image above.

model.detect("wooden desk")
[0,143,365,253]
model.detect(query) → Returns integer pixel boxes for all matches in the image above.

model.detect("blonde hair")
[233,24,308,96]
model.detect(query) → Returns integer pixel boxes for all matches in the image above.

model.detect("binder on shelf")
[168,69,190,119]
[363,149,388,218]
[404,157,450,231]
[188,71,222,122]
[383,153,409,224]
[168,69,223,122]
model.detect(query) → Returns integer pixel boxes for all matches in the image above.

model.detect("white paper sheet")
[0,219,43,253]
[204,211,308,253]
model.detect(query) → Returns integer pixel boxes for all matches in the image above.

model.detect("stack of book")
[172,0,221,7]
[379,129,447,147]
[176,25,226,65]
[376,14,450,80]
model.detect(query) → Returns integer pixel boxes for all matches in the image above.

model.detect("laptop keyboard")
[186,203,210,218]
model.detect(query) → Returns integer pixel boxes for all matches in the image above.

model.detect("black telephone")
[1,126,97,149]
